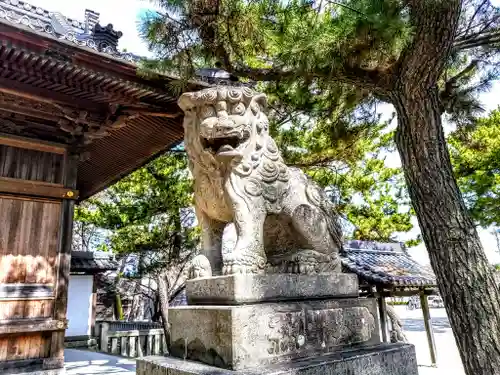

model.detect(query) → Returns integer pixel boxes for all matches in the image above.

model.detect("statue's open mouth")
[201,132,249,156]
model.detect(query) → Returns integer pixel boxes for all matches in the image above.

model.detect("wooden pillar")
[90,273,98,337]
[377,287,389,343]
[47,152,78,370]
[420,291,438,366]
[0,135,79,374]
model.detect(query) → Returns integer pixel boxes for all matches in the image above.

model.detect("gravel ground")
[394,305,465,375]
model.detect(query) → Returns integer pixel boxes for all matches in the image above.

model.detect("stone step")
[137,343,418,375]
[186,273,359,305]
[168,297,379,371]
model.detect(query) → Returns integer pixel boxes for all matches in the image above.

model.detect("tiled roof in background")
[341,240,436,288]
[0,0,141,63]
[0,0,250,86]
[70,251,119,274]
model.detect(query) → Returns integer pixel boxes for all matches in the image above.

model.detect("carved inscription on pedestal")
[266,307,375,356]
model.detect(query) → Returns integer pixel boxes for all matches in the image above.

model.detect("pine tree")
[449,108,500,228]
[75,151,198,342]
[269,105,417,244]
[140,1,500,373]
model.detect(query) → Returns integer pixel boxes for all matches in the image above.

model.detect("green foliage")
[72,200,106,252]
[139,0,499,115]
[136,0,434,244]
[139,0,411,78]
[75,151,199,273]
[137,0,500,245]
[266,97,418,243]
[136,4,500,371]
[449,108,500,228]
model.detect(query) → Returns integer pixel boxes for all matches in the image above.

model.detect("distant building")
[66,251,118,346]
[0,0,203,371]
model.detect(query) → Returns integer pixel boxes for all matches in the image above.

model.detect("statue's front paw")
[188,254,213,279]
[222,253,266,275]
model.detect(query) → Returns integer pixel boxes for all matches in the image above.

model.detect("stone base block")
[186,273,359,305]
[169,298,380,370]
[137,343,418,375]
[0,358,65,375]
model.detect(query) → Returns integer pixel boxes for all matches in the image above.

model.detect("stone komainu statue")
[179,87,343,275]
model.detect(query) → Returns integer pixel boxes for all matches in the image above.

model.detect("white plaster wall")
[66,274,93,337]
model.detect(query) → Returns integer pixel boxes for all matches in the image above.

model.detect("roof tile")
[70,251,119,274]
[341,240,436,287]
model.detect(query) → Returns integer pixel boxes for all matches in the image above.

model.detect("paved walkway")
[65,349,136,374]
[64,306,464,375]
[394,305,464,375]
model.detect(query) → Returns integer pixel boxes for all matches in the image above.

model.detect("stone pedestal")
[186,273,359,305]
[137,273,418,375]
[137,343,418,375]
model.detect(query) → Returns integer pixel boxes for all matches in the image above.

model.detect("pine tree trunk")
[392,87,500,375]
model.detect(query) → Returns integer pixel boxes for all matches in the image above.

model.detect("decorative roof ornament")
[342,240,436,287]
[84,9,99,34]
[92,23,124,52]
[0,0,142,63]
[194,63,256,88]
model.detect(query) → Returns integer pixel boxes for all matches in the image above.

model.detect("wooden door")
[0,135,78,372]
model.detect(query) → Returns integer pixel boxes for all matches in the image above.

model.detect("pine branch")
[324,1,367,16]
[460,0,490,38]
[287,138,361,169]
[454,28,500,51]
[446,60,479,88]
[229,63,390,94]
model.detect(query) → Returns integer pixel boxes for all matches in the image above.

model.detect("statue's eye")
[201,106,216,118]
[232,103,245,115]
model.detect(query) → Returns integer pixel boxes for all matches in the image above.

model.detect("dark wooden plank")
[49,152,78,363]
[0,101,61,123]
[90,274,97,336]
[0,177,78,200]
[0,336,7,361]
[0,318,67,334]
[377,286,389,343]
[0,76,106,112]
[0,333,51,365]
[28,333,41,361]
[0,284,53,299]
[0,135,66,155]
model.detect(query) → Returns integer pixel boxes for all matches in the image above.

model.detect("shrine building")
[0,1,203,373]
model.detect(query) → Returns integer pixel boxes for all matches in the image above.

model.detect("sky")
[30,0,500,265]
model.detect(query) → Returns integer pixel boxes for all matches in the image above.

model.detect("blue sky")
[30,0,500,265]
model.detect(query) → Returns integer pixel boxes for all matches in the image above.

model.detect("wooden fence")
[96,321,167,358]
